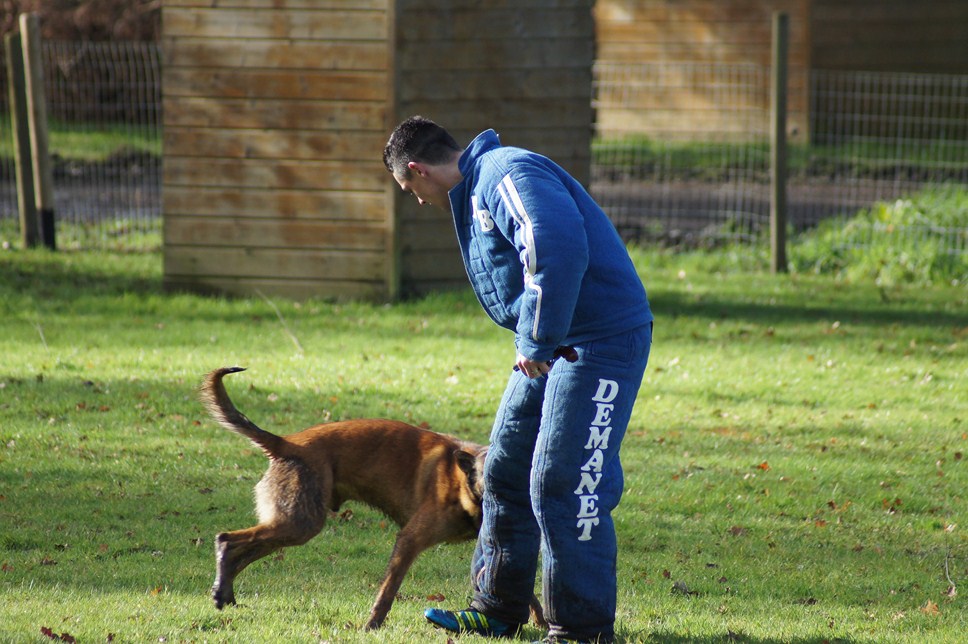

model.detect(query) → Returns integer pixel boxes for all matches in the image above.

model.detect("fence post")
[5,31,39,248]
[20,13,56,250]
[770,11,788,273]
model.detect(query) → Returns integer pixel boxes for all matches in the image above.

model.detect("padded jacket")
[447,129,653,361]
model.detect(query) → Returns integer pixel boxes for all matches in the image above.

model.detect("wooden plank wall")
[162,0,394,300]
[393,0,597,295]
[594,0,811,143]
[812,1,968,73]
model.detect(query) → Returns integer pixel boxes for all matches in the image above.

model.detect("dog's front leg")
[364,521,437,630]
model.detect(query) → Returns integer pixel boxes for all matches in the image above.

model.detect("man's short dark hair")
[383,116,460,178]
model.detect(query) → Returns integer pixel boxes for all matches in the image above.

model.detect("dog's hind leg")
[212,519,323,608]
[213,459,327,609]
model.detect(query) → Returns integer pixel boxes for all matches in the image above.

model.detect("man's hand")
[515,346,577,379]
[516,355,551,379]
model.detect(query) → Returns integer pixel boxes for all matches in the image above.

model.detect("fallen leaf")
[728,526,747,537]
[756,461,770,471]
[921,600,941,615]
[39,627,76,643]
[426,593,446,602]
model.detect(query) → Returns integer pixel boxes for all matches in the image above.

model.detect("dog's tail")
[200,367,284,459]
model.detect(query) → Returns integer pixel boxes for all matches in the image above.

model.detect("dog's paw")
[212,586,236,610]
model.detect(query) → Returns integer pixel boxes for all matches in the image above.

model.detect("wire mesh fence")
[795,70,968,257]
[591,61,771,245]
[591,61,968,256]
[0,40,161,250]
[1,41,966,255]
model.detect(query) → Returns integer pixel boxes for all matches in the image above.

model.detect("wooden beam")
[20,13,55,250]
[4,32,38,248]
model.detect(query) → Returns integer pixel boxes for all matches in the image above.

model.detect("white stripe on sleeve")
[498,174,542,341]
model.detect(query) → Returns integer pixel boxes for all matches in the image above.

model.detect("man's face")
[393,163,450,212]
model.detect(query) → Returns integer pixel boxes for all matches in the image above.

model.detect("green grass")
[0,247,966,643]
[0,120,160,162]
[593,136,968,182]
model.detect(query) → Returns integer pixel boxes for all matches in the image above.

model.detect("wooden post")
[20,13,56,250]
[4,32,39,248]
[770,11,788,273]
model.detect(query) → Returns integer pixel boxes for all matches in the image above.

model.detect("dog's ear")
[455,448,486,500]
[455,449,476,477]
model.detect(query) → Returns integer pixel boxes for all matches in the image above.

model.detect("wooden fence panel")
[162,0,393,299]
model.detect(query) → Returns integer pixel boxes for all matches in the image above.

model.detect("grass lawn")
[0,247,965,643]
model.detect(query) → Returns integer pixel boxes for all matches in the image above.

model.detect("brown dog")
[201,366,544,631]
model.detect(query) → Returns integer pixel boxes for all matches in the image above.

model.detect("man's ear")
[408,160,432,178]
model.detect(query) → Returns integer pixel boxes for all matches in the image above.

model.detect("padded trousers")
[470,323,652,642]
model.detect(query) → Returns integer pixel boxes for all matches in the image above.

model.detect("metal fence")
[592,61,968,253]
[1,42,966,254]
[0,40,161,250]
[591,62,771,244]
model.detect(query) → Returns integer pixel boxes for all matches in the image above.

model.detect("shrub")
[789,186,968,286]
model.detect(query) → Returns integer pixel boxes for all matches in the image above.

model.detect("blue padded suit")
[447,130,653,642]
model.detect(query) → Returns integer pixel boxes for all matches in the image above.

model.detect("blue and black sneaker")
[424,607,519,637]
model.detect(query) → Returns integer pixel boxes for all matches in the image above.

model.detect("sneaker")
[424,607,518,637]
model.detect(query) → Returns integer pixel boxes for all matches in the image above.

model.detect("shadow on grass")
[651,290,967,330]
[0,250,162,298]
[638,634,854,643]
[4,248,965,334]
